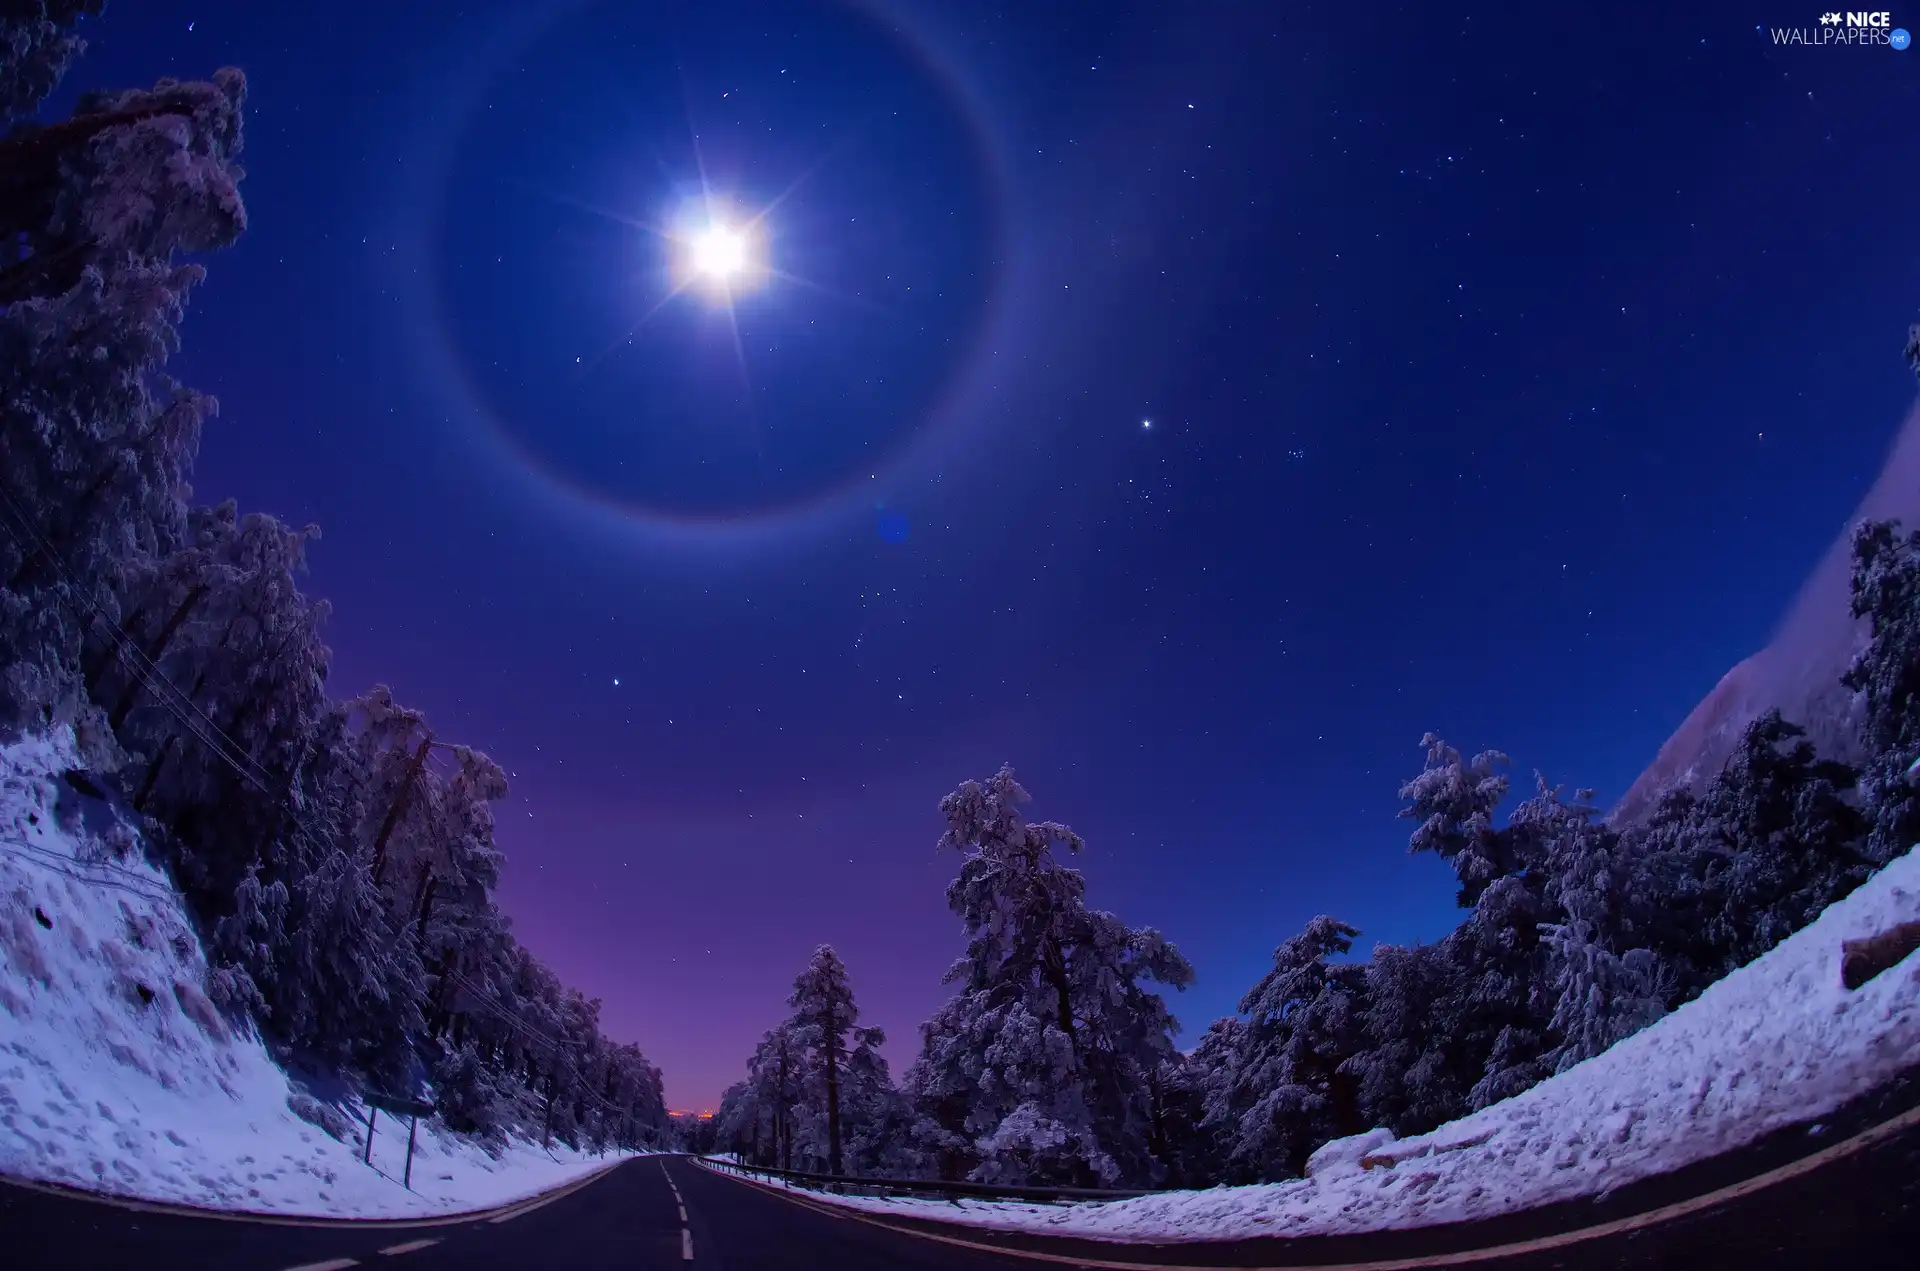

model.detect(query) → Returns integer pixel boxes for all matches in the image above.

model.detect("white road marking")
[484,1159,628,1224]
[378,1238,441,1255]
[280,1261,359,1271]
[678,1204,687,1222]
[682,1227,694,1260]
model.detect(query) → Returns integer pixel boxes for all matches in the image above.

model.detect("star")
[1142,418,1153,429]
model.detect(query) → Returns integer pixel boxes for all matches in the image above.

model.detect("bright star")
[1142,418,1153,429]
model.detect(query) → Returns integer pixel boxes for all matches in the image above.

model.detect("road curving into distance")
[2,1081,1918,1271]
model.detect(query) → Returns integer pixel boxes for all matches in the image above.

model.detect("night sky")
[56,2,1920,1109]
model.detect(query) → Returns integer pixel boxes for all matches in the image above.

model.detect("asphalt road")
[0,1154,1029,1271]
[2,1117,1918,1271]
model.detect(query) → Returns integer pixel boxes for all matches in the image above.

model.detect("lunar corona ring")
[423,0,1011,552]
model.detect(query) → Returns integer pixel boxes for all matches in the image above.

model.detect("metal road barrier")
[698,1155,1152,1204]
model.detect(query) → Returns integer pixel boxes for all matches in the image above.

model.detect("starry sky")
[56,2,1920,1109]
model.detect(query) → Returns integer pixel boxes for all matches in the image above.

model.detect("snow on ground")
[795,845,1920,1243]
[0,728,627,1217]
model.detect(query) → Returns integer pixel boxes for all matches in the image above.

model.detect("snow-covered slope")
[1614,397,1920,825]
[794,845,1920,1242]
[0,728,624,1217]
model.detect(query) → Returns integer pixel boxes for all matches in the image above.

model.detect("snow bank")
[813,847,1920,1242]
[0,728,626,1217]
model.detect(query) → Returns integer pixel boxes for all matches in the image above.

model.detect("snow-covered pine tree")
[1845,518,1920,865]
[840,1024,911,1175]
[905,766,1194,1187]
[0,2,105,125]
[207,701,425,1088]
[899,991,983,1179]
[714,1080,757,1160]
[787,944,859,1174]
[0,30,246,738]
[1543,920,1665,1073]
[1518,776,1671,1072]
[750,1022,808,1171]
[1146,1016,1239,1186]
[1346,939,1469,1137]
[1202,915,1365,1181]
[1451,875,1555,1108]
[1394,736,1558,1108]
[1691,712,1869,972]
[115,510,330,891]
[348,684,438,888]
[1399,733,1522,907]
[0,53,246,306]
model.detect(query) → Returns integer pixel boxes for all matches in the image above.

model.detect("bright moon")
[690,224,748,280]
[667,198,768,301]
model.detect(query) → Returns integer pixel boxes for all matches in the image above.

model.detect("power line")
[441,967,643,1118]
[0,834,178,905]
[0,484,279,793]
[0,483,421,901]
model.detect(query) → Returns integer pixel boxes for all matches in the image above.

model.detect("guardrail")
[698,1155,1153,1204]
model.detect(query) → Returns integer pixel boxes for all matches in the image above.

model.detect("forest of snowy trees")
[718,364,1920,1188]
[0,7,667,1151]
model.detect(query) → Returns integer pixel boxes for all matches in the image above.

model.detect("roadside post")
[365,1092,437,1190]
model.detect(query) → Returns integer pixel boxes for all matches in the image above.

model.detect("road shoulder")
[0,1153,633,1230]
[693,1066,1920,1269]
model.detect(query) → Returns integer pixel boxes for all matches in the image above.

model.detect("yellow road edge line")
[694,1102,1920,1271]
[0,1155,631,1231]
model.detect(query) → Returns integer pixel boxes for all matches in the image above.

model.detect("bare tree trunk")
[1043,935,1077,1052]
[87,577,202,695]
[412,874,438,942]
[111,610,236,732]
[132,734,176,812]
[369,733,433,884]
[824,1012,842,1175]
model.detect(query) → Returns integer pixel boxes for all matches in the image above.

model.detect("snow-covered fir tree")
[715,948,909,1177]
[1201,915,1366,1181]
[1346,939,1468,1135]
[788,944,858,1174]
[1845,517,1920,865]
[1531,780,1669,1072]
[900,766,1193,1188]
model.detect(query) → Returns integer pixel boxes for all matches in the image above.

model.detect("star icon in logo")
[1820,11,1843,23]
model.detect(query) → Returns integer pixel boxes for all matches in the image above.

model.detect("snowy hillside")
[1614,399,1920,825]
[787,844,1920,1242]
[0,729,624,1218]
